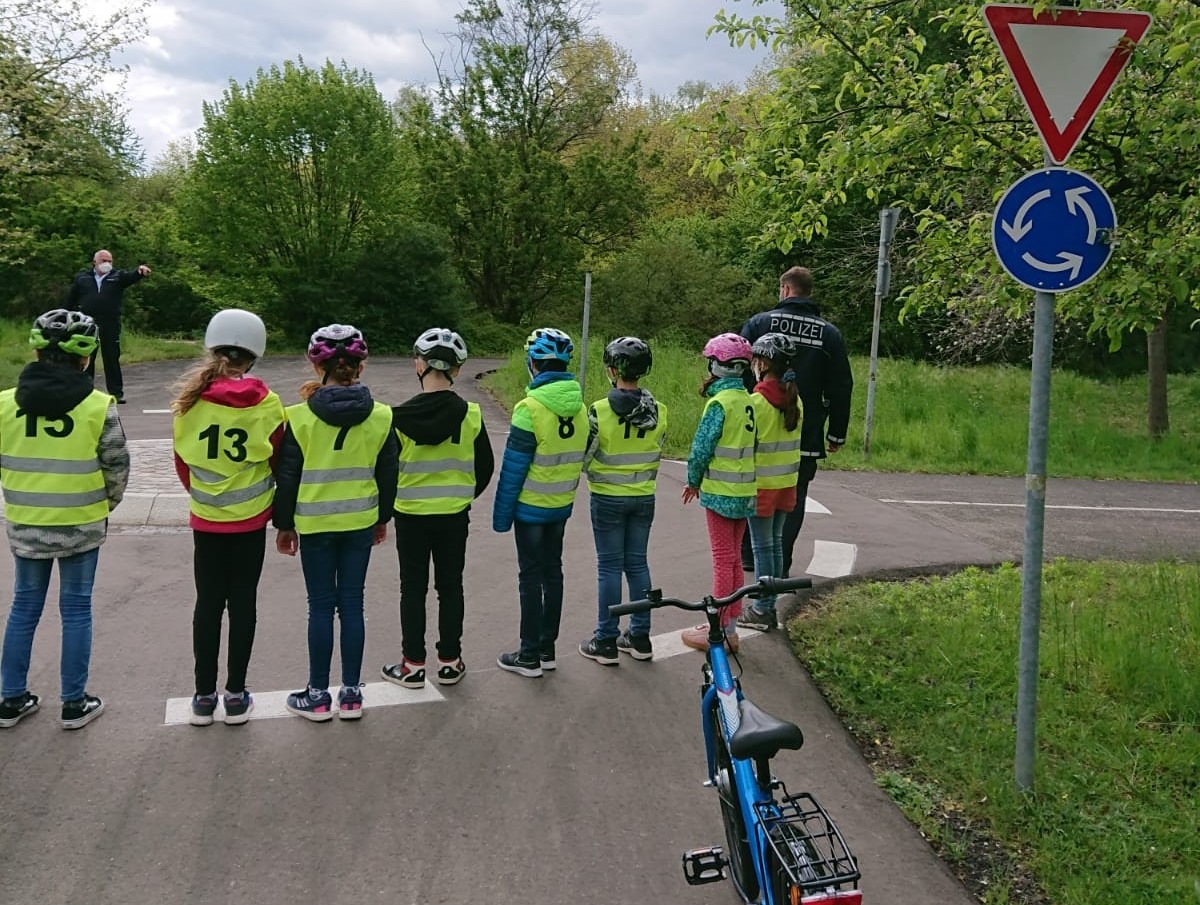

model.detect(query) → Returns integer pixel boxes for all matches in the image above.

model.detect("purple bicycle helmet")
[307,324,368,366]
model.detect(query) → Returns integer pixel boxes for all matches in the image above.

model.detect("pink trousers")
[705,509,747,627]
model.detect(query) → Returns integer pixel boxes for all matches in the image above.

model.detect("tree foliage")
[408,0,646,322]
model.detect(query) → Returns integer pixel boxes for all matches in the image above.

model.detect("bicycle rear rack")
[755,787,861,895]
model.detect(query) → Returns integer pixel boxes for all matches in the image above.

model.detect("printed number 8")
[557,416,576,439]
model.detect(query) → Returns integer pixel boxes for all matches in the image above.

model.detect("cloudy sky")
[87,0,784,166]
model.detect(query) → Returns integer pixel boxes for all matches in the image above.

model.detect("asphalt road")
[0,356,1194,905]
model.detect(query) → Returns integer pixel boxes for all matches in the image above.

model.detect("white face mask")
[96,262,113,275]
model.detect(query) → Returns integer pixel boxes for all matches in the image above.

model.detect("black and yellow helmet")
[30,309,100,358]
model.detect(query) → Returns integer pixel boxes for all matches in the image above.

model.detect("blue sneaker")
[337,685,363,720]
[286,687,333,722]
[223,691,254,725]
[190,693,218,727]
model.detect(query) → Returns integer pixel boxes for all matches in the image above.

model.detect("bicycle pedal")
[681,846,726,885]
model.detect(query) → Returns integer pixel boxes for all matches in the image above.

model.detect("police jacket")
[65,267,145,321]
[741,297,853,458]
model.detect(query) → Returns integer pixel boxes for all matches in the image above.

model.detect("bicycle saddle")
[729,699,805,761]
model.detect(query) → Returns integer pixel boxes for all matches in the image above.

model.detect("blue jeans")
[748,510,788,614]
[2,548,100,702]
[298,527,374,689]
[590,494,654,640]
[513,520,567,658]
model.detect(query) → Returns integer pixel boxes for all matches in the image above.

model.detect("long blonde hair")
[171,351,251,415]
[298,360,361,401]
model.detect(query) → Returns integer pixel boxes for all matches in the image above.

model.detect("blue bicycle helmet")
[525,327,574,363]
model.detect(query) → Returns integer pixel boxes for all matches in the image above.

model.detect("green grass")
[791,561,1200,904]
[0,319,200,389]
[483,340,1199,481]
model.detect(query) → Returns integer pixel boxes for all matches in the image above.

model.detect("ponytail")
[171,351,249,415]
[300,359,361,400]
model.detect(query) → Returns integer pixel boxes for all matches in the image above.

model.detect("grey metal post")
[579,271,592,400]
[864,207,900,456]
[1015,286,1055,790]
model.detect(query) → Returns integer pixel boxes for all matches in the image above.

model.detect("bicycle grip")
[609,600,653,617]
[759,576,813,595]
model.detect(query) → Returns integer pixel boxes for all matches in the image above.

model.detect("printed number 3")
[744,404,756,433]
[198,423,249,462]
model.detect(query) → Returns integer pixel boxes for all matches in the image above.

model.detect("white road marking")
[879,498,1200,515]
[806,540,858,578]
[649,626,764,662]
[141,409,172,414]
[163,681,444,725]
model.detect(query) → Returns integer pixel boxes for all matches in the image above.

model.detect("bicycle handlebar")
[608,576,813,617]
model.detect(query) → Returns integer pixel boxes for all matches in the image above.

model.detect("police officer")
[740,266,853,576]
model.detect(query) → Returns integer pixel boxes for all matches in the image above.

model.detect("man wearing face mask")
[65,249,152,404]
[739,266,853,579]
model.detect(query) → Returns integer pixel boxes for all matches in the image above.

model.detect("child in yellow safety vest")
[380,328,493,690]
[578,336,668,666]
[737,333,803,634]
[273,325,398,721]
[680,333,757,653]
[492,327,588,678]
[0,309,129,730]
[172,309,285,727]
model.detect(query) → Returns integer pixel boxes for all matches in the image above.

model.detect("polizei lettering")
[768,315,825,347]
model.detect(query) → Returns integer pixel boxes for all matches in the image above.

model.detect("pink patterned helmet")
[307,324,368,366]
[702,332,753,365]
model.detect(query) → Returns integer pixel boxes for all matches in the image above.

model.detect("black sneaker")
[497,650,543,678]
[736,606,777,632]
[540,645,557,671]
[61,694,104,730]
[578,636,619,666]
[617,631,654,661]
[115,396,127,405]
[0,692,39,728]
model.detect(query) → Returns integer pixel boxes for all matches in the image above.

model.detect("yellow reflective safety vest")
[395,402,482,516]
[0,388,111,526]
[699,388,756,498]
[585,397,669,497]
[516,396,588,509]
[173,394,285,523]
[751,392,802,491]
[287,400,393,532]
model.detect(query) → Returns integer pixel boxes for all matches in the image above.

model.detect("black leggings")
[192,528,266,695]
[395,511,470,662]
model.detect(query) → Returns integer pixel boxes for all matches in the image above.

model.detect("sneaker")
[337,685,364,720]
[223,691,254,725]
[578,636,619,666]
[540,645,557,671]
[680,625,740,654]
[381,658,426,689]
[436,658,467,686]
[0,692,39,728]
[190,692,218,727]
[61,694,104,730]
[737,606,777,632]
[617,631,654,661]
[497,650,543,678]
[286,686,334,722]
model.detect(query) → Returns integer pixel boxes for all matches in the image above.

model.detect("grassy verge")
[0,319,199,389]
[483,342,1199,481]
[790,561,1200,904]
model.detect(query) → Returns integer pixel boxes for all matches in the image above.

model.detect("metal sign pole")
[579,271,592,400]
[864,207,899,456]
[1015,285,1054,791]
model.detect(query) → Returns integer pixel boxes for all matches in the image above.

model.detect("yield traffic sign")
[992,167,1116,292]
[983,4,1153,164]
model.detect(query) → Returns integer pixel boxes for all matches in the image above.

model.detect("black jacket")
[272,384,399,531]
[65,268,145,321]
[391,390,495,504]
[741,297,854,457]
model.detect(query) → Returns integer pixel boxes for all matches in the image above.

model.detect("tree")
[709,0,1200,437]
[178,59,443,339]
[408,0,646,322]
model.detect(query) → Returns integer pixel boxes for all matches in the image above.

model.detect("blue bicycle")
[611,576,862,905]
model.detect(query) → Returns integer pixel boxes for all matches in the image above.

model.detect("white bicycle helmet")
[205,309,267,359]
[413,327,469,372]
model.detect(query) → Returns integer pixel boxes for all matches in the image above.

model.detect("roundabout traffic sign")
[992,167,1116,293]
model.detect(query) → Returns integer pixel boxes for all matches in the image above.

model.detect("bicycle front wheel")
[710,705,760,901]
